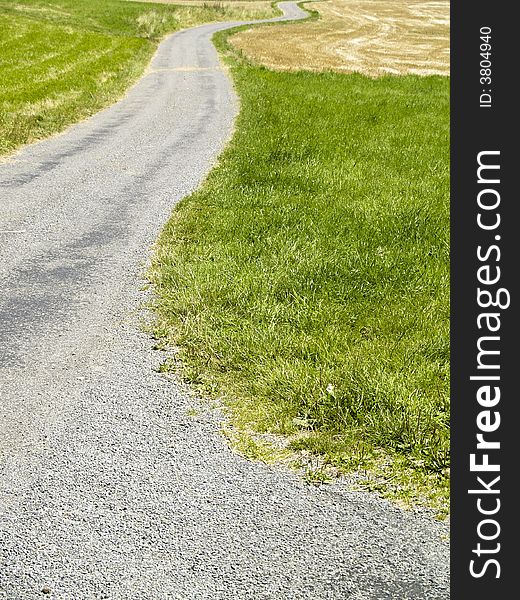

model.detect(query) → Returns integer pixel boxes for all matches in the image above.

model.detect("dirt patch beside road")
[229,0,450,76]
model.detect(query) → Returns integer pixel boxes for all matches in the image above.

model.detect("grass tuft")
[136,9,171,39]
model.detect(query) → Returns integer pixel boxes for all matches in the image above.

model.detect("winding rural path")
[0,3,449,598]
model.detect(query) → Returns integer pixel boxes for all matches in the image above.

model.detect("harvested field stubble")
[230,0,450,76]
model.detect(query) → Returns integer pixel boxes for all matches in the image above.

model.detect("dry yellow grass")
[230,0,450,76]
[129,0,274,12]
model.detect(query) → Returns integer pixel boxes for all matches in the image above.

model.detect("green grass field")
[151,32,450,513]
[0,0,273,156]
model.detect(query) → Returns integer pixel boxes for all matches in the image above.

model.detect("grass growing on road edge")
[0,0,274,157]
[150,20,450,516]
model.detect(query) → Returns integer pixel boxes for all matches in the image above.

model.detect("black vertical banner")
[451,1,517,598]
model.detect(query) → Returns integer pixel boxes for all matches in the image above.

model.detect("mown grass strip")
[151,25,450,514]
[0,0,274,156]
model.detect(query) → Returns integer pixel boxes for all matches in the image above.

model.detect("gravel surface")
[0,3,449,598]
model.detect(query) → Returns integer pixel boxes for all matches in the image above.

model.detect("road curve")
[0,3,449,598]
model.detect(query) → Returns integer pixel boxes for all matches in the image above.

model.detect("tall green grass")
[151,39,449,509]
[0,0,273,156]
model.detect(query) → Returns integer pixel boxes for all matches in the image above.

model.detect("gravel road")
[0,3,449,598]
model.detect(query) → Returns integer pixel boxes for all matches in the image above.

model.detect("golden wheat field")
[230,0,450,76]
